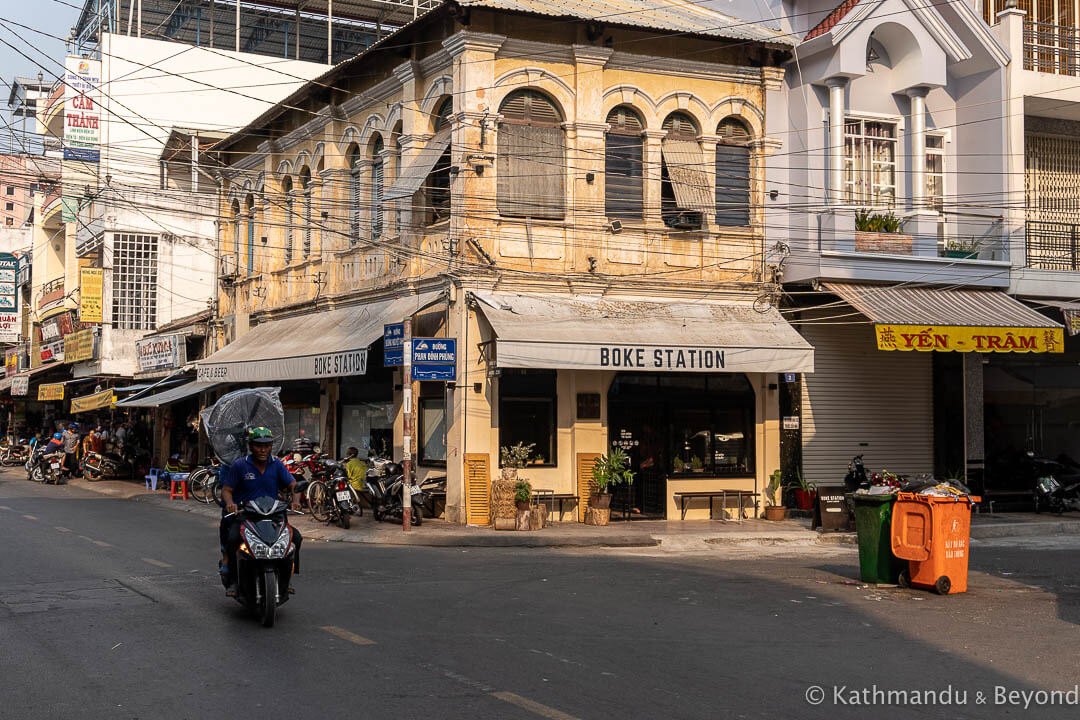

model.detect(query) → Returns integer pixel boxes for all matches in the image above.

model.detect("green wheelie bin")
[850,493,907,584]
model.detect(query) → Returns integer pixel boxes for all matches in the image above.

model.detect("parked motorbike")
[366,462,424,526]
[0,440,31,467]
[1029,452,1080,514]
[228,497,300,628]
[318,459,361,529]
[27,447,65,484]
[82,451,134,481]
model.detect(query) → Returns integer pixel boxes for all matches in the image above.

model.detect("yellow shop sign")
[876,325,1064,353]
[38,383,65,401]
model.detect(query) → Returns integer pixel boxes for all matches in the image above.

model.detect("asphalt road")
[2,470,1079,720]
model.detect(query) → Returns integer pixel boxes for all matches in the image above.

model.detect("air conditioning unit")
[671,211,703,230]
[219,254,238,281]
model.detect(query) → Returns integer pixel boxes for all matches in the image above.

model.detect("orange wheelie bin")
[890,492,980,595]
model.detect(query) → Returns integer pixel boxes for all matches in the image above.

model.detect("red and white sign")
[136,333,186,371]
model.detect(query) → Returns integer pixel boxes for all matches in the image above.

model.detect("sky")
[0,0,81,139]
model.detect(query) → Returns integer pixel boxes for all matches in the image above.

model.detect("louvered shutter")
[246,214,255,274]
[284,195,294,264]
[464,453,491,525]
[303,191,312,257]
[605,108,644,219]
[349,169,360,245]
[371,160,384,239]
[497,124,565,219]
[663,112,698,138]
[577,453,601,522]
[715,145,751,226]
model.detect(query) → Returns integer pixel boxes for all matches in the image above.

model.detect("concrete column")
[826,77,848,205]
[963,353,985,490]
[907,87,929,209]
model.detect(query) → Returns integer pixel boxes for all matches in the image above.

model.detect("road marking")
[320,625,375,646]
[22,514,37,520]
[141,558,171,568]
[54,526,71,532]
[490,691,581,720]
[0,505,11,510]
[92,540,112,548]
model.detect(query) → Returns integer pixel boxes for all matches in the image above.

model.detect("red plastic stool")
[169,472,189,500]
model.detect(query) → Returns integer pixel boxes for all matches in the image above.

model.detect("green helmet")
[247,426,274,444]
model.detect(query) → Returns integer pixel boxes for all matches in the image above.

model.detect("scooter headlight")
[242,526,270,560]
[267,527,291,560]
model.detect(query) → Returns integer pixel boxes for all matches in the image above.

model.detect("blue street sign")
[383,323,404,366]
[783,373,797,383]
[411,337,456,382]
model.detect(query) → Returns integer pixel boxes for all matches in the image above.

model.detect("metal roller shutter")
[800,317,933,487]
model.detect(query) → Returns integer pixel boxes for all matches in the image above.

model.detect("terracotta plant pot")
[764,505,787,521]
[515,500,531,512]
[591,492,612,510]
[794,489,816,510]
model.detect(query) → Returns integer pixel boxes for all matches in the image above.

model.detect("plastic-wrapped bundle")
[199,388,285,466]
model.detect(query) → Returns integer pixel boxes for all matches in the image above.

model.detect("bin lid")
[851,493,899,505]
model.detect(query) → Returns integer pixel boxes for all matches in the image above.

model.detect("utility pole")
[402,317,413,530]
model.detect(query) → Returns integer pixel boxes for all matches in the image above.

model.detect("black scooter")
[366,463,424,526]
[27,446,65,484]
[228,497,300,628]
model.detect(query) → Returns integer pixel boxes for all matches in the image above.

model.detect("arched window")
[660,112,708,228]
[605,106,644,219]
[282,176,294,264]
[231,199,241,270]
[371,136,384,240]
[347,144,361,246]
[245,194,256,275]
[715,117,752,227]
[428,97,454,222]
[497,90,565,219]
[299,166,312,259]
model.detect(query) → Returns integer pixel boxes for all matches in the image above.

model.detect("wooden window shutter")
[464,453,491,525]
[497,125,565,219]
[371,159,384,239]
[349,169,360,245]
[607,106,644,134]
[715,144,751,227]
[717,117,751,142]
[662,112,698,139]
[303,190,312,257]
[577,453,601,522]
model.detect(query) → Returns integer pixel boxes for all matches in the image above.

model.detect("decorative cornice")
[418,49,452,76]
[572,44,613,65]
[392,60,421,85]
[497,38,574,64]
[762,66,786,91]
[565,121,608,134]
[234,151,265,172]
[750,137,783,154]
[340,75,402,117]
[279,113,330,153]
[607,51,763,85]
[442,31,506,58]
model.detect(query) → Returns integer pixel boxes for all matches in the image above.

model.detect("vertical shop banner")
[11,376,28,396]
[61,197,79,222]
[0,253,19,342]
[80,268,103,323]
[4,349,17,377]
[384,323,404,366]
[1065,309,1080,337]
[63,57,101,163]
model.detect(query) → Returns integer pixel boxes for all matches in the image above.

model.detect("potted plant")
[514,479,532,512]
[499,442,535,483]
[764,469,787,521]
[854,208,912,255]
[787,470,817,511]
[591,447,636,511]
[943,237,979,260]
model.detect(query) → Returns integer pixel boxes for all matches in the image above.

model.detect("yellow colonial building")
[199,0,814,523]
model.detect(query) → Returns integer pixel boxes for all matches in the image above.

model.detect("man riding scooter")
[219,427,303,598]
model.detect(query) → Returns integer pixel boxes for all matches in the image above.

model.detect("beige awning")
[473,291,813,373]
[115,381,219,409]
[71,388,115,413]
[196,290,443,383]
[824,282,1064,353]
[661,139,712,214]
[384,127,452,201]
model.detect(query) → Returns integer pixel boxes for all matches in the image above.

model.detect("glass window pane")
[420,398,447,465]
[672,408,711,474]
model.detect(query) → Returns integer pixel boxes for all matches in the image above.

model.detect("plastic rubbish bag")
[199,388,285,466]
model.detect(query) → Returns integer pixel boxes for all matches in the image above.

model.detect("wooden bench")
[531,489,579,522]
[673,490,759,522]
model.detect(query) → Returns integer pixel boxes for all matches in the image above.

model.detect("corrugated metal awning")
[473,292,813,373]
[661,139,712,214]
[196,290,443,383]
[115,381,220,409]
[823,282,1062,328]
[384,127,451,201]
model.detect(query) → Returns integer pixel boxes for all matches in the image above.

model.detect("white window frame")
[843,116,898,208]
[926,132,946,213]
[111,233,158,331]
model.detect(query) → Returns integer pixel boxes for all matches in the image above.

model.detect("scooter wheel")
[338,512,351,530]
[898,569,911,589]
[372,508,383,522]
[934,576,951,595]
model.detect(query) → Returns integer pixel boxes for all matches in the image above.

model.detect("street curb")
[705,532,856,547]
[970,521,1080,539]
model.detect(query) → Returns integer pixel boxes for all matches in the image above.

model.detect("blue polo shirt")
[222,455,294,504]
